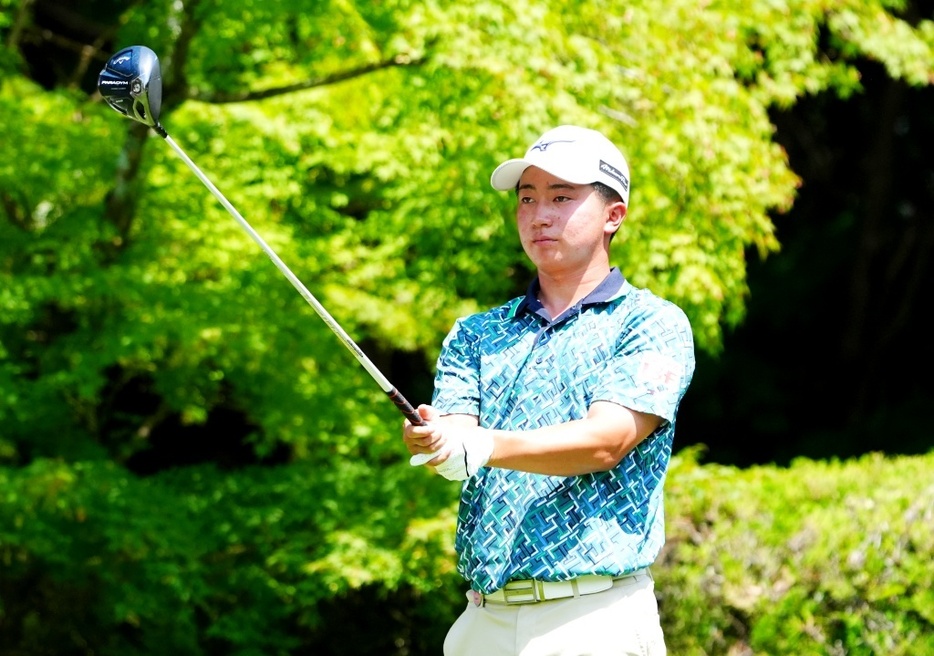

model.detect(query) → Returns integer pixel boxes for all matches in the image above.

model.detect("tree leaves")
[0,5,933,651]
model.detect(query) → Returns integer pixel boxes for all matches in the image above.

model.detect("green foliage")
[1,451,931,654]
[1,1,934,653]
[2,0,933,465]
[0,457,458,654]
[660,449,934,655]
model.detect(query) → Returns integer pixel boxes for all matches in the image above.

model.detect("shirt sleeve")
[431,317,482,416]
[592,301,695,423]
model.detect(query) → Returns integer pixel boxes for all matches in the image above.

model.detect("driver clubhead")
[98,45,163,130]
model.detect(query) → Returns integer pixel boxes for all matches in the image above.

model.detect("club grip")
[386,388,427,426]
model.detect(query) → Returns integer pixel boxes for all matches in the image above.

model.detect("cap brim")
[491,157,599,192]
[490,159,534,191]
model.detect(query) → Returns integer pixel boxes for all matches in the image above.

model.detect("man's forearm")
[486,402,660,476]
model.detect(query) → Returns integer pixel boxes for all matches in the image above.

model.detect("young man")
[403,125,695,655]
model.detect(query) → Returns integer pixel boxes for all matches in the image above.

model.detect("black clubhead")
[98,46,164,133]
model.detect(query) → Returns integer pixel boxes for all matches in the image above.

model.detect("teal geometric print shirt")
[431,268,696,594]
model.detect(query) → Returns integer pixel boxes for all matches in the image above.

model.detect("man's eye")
[554,196,571,202]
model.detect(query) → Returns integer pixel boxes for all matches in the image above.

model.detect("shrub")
[1,450,931,654]
[659,448,934,655]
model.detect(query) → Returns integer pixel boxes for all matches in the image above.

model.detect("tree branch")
[161,0,206,109]
[68,2,143,89]
[1,190,30,230]
[100,121,151,260]
[189,53,429,104]
[5,0,35,50]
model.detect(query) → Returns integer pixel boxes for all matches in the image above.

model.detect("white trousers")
[443,570,666,656]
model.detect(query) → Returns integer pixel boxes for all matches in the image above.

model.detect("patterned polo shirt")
[431,268,695,594]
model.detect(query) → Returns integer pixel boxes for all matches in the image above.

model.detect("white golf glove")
[410,428,494,481]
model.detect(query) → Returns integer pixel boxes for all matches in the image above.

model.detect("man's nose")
[531,206,554,226]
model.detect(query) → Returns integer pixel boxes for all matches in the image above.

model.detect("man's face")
[515,166,624,275]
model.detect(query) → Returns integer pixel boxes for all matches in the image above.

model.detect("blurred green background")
[1,0,932,653]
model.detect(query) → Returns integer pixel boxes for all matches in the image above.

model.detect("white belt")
[476,570,647,606]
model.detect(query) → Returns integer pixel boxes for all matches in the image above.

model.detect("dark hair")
[591,181,623,205]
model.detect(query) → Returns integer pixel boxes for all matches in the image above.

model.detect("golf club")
[98,45,437,465]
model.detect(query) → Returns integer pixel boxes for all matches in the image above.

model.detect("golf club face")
[98,46,163,129]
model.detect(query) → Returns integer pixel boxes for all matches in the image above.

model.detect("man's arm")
[486,401,662,476]
[404,401,662,478]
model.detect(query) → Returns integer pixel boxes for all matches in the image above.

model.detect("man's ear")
[605,202,626,236]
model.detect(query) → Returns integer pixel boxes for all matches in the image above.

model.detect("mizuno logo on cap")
[600,160,629,191]
[529,139,574,152]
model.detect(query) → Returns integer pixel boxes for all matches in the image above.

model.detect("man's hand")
[403,405,492,481]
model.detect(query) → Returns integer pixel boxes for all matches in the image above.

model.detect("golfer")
[403,125,695,655]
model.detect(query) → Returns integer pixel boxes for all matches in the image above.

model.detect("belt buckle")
[502,579,541,604]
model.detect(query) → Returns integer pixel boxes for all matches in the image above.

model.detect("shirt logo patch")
[637,352,681,393]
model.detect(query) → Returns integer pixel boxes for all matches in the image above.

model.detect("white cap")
[490,125,630,205]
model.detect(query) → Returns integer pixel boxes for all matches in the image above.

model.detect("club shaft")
[161,134,425,426]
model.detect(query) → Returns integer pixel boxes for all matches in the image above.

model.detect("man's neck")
[536,265,611,318]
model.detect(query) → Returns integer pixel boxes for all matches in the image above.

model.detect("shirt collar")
[508,267,628,319]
